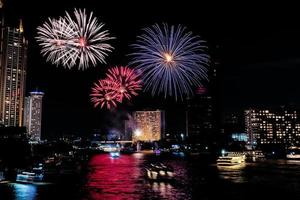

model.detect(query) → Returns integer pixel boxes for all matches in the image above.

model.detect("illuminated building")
[24,91,44,141]
[0,19,28,127]
[245,109,300,146]
[132,110,165,141]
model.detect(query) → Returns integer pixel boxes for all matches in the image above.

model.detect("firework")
[64,9,114,69]
[130,23,210,100]
[36,9,114,70]
[36,17,78,67]
[106,66,142,102]
[90,79,120,109]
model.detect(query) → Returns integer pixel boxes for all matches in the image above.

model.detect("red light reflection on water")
[84,154,143,200]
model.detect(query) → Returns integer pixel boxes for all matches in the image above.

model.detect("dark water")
[1,153,300,199]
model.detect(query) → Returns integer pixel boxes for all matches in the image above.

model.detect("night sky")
[3,1,300,137]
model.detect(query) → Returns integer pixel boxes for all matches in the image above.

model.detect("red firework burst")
[106,66,142,102]
[90,79,120,109]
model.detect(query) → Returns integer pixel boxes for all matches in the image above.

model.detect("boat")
[145,163,174,181]
[217,152,246,166]
[110,151,120,158]
[286,146,300,159]
[16,164,44,184]
[246,150,265,162]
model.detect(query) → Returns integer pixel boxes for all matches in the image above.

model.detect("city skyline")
[1,2,300,200]
[2,1,300,137]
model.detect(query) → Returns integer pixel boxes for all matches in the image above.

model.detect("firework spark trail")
[130,23,210,100]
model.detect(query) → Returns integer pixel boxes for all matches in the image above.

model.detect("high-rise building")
[132,110,165,141]
[186,93,214,143]
[0,20,27,127]
[185,58,219,144]
[245,108,300,147]
[24,91,44,141]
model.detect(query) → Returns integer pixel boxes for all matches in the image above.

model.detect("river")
[1,153,300,199]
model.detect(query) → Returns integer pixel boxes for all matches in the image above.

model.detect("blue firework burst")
[130,23,210,100]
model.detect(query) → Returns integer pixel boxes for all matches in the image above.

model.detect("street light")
[180,133,184,141]
[221,149,226,157]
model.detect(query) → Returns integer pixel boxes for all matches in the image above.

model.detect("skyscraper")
[24,91,44,141]
[132,110,165,142]
[0,20,27,127]
[186,93,214,143]
[185,58,219,144]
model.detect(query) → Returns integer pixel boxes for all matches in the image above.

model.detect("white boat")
[217,152,246,166]
[145,163,174,181]
[16,164,44,184]
[287,146,300,159]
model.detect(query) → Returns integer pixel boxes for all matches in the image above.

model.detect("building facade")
[186,94,214,143]
[132,110,165,142]
[0,21,27,127]
[185,53,220,144]
[24,91,44,141]
[245,109,300,147]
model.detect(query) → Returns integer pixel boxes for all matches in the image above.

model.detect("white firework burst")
[36,17,77,67]
[36,9,114,70]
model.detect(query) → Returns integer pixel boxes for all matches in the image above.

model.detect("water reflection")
[2,155,300,199]
[147,181,175,199]
[84,154,143,200]
[217,163,247,183]
[83,153,192,200]
[11,183,37,200]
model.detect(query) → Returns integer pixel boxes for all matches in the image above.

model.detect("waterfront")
[1,153,300,199]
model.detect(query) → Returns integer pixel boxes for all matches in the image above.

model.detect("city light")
[180,133,184,140]
[134,129,142,137]
[221,149,226,157]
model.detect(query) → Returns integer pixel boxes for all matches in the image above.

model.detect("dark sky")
[3,1,300,137]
